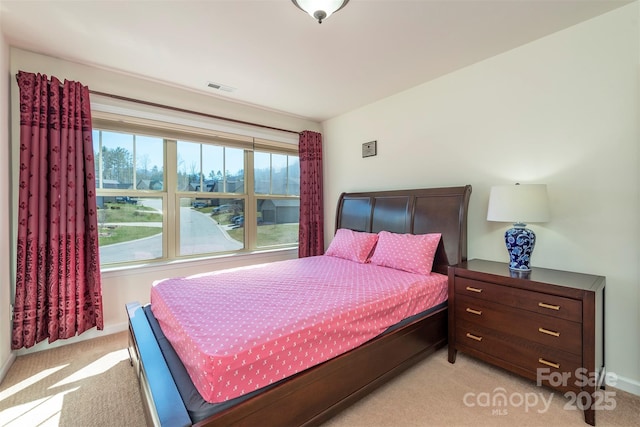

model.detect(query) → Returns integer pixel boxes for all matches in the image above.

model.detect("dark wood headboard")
[335,185,472,274]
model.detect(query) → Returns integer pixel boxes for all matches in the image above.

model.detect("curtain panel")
[298,130,324,257]
[12,71,103,349]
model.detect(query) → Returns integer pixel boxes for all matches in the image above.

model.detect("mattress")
[150,255,448,404]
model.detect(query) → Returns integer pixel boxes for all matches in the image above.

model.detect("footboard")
[127,302,191,427]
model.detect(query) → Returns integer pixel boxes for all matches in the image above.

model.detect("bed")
[126,185,472,427]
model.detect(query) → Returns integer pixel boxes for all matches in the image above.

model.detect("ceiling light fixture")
[292,0,350,24]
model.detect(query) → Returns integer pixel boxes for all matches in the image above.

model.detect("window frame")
[92,112,300,268]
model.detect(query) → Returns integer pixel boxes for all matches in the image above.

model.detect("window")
[176,141,244,193]
[254,151,300,248]
[254,151,300,196]
[92,120,299,267]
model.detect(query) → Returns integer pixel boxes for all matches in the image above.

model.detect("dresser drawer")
[456,294,582,355]
[456,320,582,393]
[455,277,582,322]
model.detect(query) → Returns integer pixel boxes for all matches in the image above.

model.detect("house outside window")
[92,117,299,267]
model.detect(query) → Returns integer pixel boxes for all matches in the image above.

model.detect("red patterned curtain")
[298,130,324,257]
[12,71,103,350]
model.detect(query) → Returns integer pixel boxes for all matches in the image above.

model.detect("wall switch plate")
[362,140,377,158]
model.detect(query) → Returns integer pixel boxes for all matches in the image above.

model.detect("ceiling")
[0,0,633,122]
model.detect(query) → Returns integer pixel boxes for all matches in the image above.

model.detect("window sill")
[100,247,299,279]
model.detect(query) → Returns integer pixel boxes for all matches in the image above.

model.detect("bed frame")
[126,185,472,427]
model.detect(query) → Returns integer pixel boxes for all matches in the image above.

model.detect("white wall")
[323,4,640,395]
[0,29,16,379]
[6,49,320,355]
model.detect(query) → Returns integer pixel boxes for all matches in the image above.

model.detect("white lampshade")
[292,0,350,23]
[487,184,550,225]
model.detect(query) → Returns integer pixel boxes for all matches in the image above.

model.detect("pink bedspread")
[150,255,448,403]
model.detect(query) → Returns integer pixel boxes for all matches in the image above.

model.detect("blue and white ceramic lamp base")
[505,223,536,271]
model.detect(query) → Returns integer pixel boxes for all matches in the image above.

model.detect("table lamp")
[487,183,550,271]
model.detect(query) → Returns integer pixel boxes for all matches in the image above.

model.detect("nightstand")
[448,259,605,426]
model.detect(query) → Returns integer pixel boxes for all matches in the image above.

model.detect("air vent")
[207,81,236,92]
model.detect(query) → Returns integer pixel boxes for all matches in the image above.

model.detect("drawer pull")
[465,308,482,316]
[538,358,560,369]
[538,302,560,311]
[465,286,483,293]
[466,333,483,342]
[538,327,560,337]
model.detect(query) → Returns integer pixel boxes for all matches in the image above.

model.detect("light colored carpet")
[0,332,145,427]
[0,331,638,426]
[323,349,640,427]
